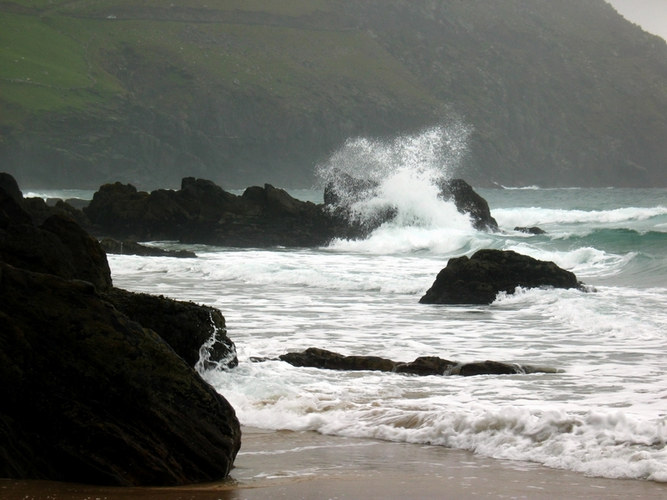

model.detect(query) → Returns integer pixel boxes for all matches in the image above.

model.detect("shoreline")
[3,427,666,499]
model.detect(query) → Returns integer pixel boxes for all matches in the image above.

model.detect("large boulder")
[0,173,241,485]
[1,173,237,368]
[0,263,241,486]
[0,172,23,204]
[420,249,582,305]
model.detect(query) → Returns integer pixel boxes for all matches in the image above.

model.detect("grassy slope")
[1,0,440,188]
[1,1,431,109]
[1,0,666,188]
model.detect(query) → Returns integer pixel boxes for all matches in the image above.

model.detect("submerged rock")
[514,226,546,235]
[274,347,559,376]
[100,238,197,258]
[280,347,397,372]
[420,249,583,305]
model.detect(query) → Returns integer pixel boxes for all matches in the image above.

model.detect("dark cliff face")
[1,0,666,188]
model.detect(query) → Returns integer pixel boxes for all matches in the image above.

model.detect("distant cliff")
[1,0,666,188]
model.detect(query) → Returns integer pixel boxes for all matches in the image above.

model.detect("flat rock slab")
[264,348,559,376]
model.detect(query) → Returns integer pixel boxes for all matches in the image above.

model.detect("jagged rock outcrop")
[271,347,558,376]
[85,177,336,247]
[0,173,241,486]
[438,178,498,231]
[84,176,498,246]
[420,249,583,305]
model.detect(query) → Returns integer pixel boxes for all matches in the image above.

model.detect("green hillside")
[1,0,666,188]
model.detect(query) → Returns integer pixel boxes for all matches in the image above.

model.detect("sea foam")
[316,123,479,252]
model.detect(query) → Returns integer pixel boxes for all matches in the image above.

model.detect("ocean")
[38,127,664,486]
[99,179,667,484]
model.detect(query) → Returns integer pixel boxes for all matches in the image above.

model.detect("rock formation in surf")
[81,176,497,247]
[420,249,583,305]
[263,347,559,376]
[324,172,498,233]
[84,177,338,247]
[0,173,240,486]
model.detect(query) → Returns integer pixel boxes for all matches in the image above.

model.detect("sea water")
[105,128,667,482]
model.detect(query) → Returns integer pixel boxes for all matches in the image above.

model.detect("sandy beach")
[2,427,666,499]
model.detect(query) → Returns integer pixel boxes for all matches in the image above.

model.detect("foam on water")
[108,164,667,483]
[494,206,667,230]
[316,124,480,253]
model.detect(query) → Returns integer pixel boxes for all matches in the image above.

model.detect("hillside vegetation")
[1,0,666,188]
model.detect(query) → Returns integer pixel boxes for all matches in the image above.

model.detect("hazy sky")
[606,0,667,40]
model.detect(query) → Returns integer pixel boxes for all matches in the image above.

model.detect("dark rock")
[324,174,498,234]
[0,173,23,204]
[40,214,112,292]
[103,288,237,369]
[100,238,197,258]
[84,176,497,246]
[0,206,112,292]
[85,178,335,247]
[395,356,456,376]
[276,348,559,377]
[1,173,241,485]
[0,262,241,486]
[0,184,32,228]
[63,198,90,210]
[515,226,546,235]
[455,361,519,376]
[438,178,499,231]
[83,182,154,239]
[22,196,90,228]
[420,249,582,305]
[279,347,397,372]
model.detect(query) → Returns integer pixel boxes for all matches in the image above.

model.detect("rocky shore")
[1,171,587,487]
[0,173,240,486]
[76,175,498,247]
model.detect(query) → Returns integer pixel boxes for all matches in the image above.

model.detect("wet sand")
[2,427,666,499]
